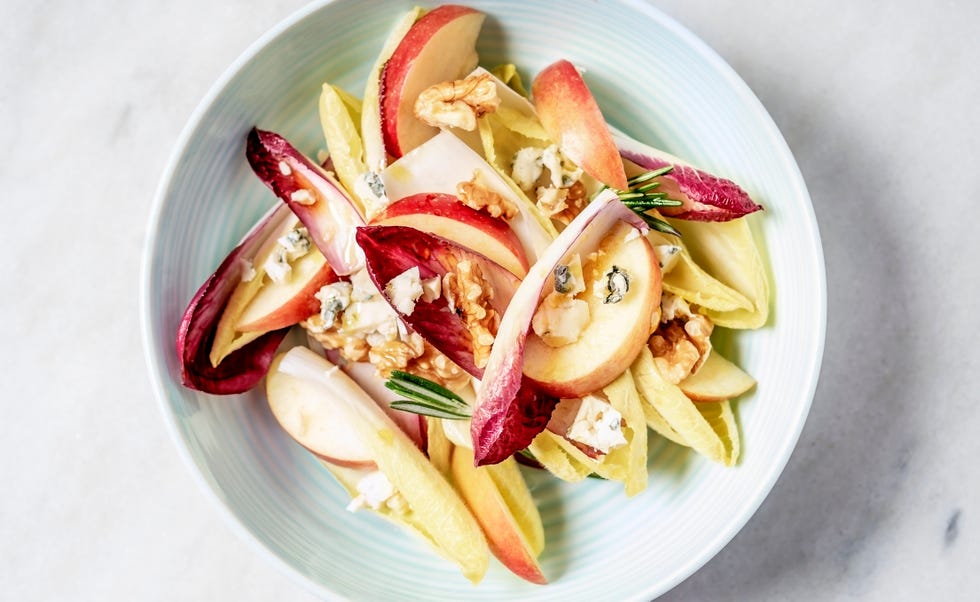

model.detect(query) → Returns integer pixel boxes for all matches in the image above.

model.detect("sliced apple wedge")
[266,351,376,468]
[532,59,627,190]
[361,8,424,171]
[522,220,661,398]
[355,225,520,378]
[382,130,553,263]
[379,4,484,158]
[268,347,489,582]
[208,210,303,368]
[236,248,338,332]
[246,128,366,275]
[678,350,756,402]
[451,445,547,584]
[371,192,528,278]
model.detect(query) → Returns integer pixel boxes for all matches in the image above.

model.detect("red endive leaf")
[355,225,519,378]
[176,205,294,394]
[615,132,762,222]
[246,128,366,275]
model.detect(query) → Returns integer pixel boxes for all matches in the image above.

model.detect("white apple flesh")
[381,130,552,263]
[522,220,661,398]
[236,248,337,332]
[266,349,376,468]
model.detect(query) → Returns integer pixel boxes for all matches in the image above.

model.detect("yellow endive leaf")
[679,350,756,402]
[319,83,367,213]
[670,217,769,329]
[695,401,740,466]
[527,430,593,483]
[490,63,529,96]
[630,347,728,464]
[425,417,453,477]
[635,386,689,447]
[601,370,648,496]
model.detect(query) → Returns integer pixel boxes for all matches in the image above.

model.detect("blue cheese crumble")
[566,394,628,454]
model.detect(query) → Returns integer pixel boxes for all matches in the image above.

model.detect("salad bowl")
[140,0,825,599]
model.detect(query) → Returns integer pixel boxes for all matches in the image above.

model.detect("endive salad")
[176,4,769,584]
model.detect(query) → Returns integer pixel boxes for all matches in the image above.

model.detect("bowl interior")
[142,0,825,599]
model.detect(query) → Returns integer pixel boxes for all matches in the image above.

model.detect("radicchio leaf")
[176,205,294,394]
[614,132,763,222]
[355,225,519,378]
[246,128,366,275]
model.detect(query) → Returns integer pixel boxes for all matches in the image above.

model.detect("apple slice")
[382,130,554,264]
[355,225,519,378]
[531,59,627,190]
[615,130,763,221]
[362,7,424,171]
[471,190,648,465]
[371,192,528,277]
[451,445,547,584]
[678,351,756,402]
[176,204,296,394]
[236,249,338,332]
[269,347,489,582]
[266,351,376,468]
[341,360,426,450]
[379,4,485,158]
[522,220,661,398]
[246,128,366,275]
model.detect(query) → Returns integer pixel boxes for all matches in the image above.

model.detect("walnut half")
[648,293,714,384]
[414,72,500,131]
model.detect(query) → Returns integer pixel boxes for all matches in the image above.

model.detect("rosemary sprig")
[386,370,472,420]
[612,166,682,237]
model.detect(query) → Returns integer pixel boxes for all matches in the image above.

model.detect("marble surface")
[2,1,976,600]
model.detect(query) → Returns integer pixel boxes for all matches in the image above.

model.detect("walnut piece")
[457,172,518,220]
[303,294,468,392]
[536,180,587,225]
[648,293,714,384]
[442,259,499,370]
[414,72,500,131]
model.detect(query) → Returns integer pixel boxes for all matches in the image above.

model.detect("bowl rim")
[139,2,351,600]
[139,0,827,599]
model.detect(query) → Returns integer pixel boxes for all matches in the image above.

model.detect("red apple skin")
[371,192,529,277]
[532,59,628,190]
[236,260,338,332]
[450,446,547,584]
[380,5,484,158]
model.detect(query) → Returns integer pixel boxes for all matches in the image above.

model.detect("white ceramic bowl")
[141,1,825,599]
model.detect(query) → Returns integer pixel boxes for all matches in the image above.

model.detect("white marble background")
[2,1,976,600]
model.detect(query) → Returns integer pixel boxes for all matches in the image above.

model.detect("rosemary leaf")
[643,215,682,237]
[385,370,472,420]
[390,400,472,420]
[615,166,682,237]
